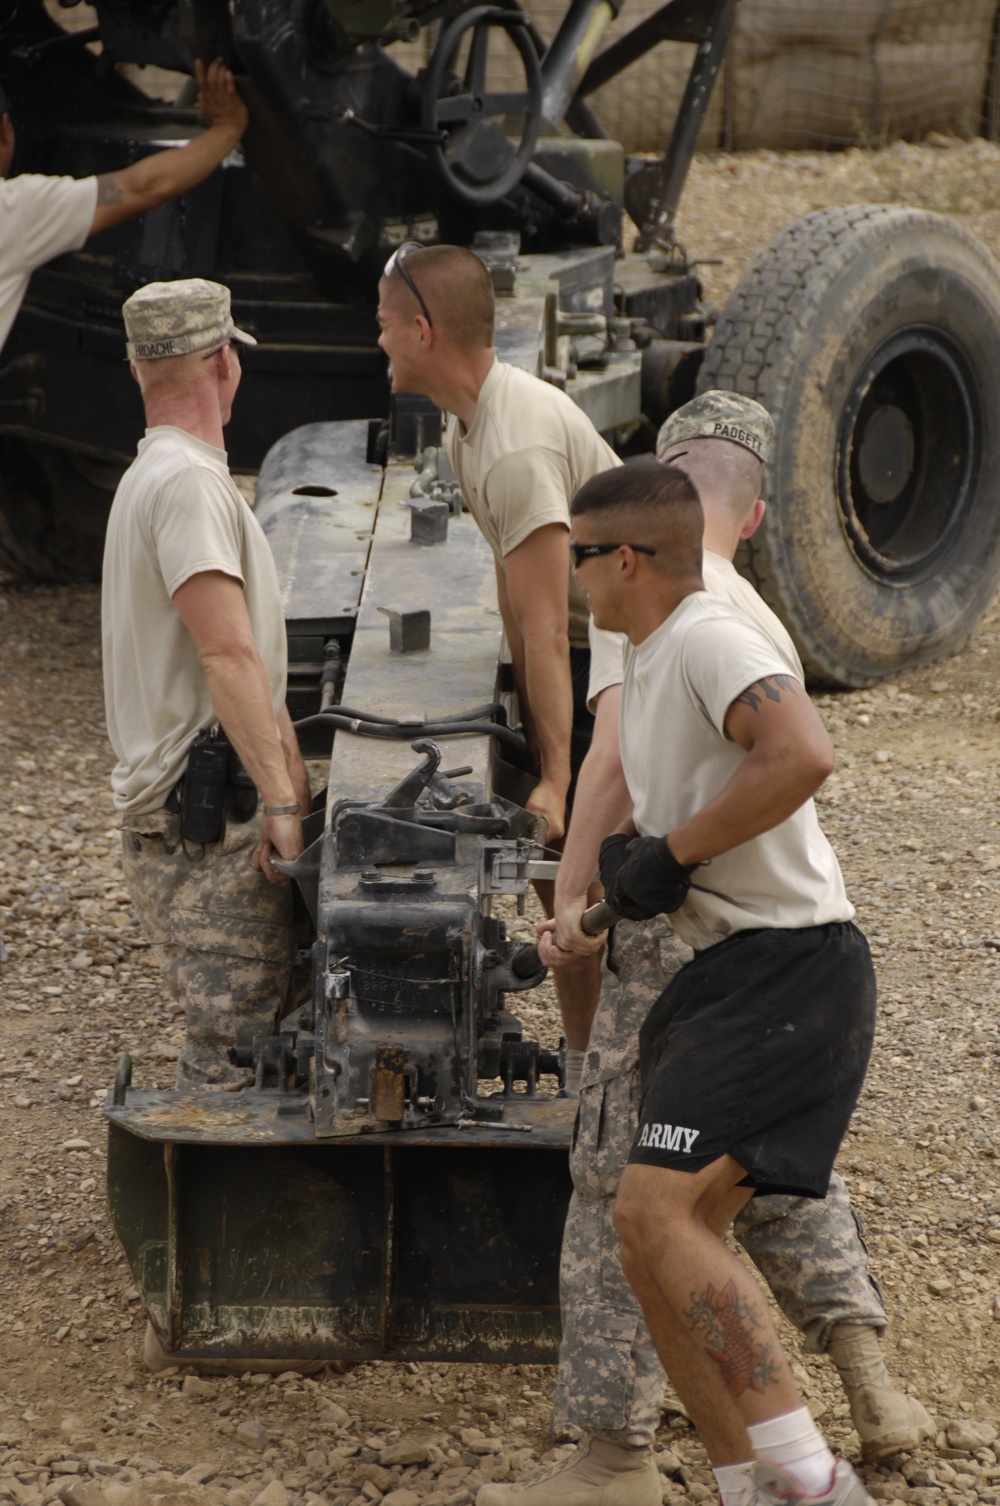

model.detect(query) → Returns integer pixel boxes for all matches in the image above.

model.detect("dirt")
[2,137,1000,1506]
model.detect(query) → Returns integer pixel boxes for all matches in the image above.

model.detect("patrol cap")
[656,390,774,465]
[123,278,257,362]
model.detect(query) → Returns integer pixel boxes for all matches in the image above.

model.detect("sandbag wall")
[42,0,1000,153]
[475,0,1000,152]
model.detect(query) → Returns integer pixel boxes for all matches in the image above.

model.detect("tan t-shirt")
[102,426,287,815]
[0,174,97,352]
[620,591,852,950]
[587,551,803,708]
[446,359,620,649]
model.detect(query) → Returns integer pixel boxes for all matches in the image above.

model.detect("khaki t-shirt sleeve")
[587,620,626,711]
[147,467,247,598]
[17,175,98,272]
[683,615,802,735]
[485,446,573,556]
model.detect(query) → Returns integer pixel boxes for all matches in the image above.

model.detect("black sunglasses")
[570,541,657,568]
[384,241,433,327]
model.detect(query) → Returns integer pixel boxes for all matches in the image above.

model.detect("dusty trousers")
[553,916,888,1447]
[121,808,295,1087]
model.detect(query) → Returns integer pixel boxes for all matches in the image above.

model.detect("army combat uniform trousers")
[121,810,295,1088]
[553,916,888,1449]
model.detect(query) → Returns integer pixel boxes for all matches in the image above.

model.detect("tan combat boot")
[476,1438,661,1506]
[827,1323,936,1462]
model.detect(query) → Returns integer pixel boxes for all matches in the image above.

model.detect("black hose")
[317,702,507,728]
[292,712,528,759]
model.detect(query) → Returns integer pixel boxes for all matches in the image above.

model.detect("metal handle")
[510,897,619,979]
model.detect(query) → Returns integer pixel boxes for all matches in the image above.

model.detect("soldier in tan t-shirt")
[103,279,310,1093]
[376,243,620,1071]
[0,62,248,356]
[559,455,879,1506]
[489,395,931,1506]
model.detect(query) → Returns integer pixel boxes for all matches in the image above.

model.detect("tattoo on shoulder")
[734,674,799,713]
[96,175,125,207]
[685,1279,778,1396]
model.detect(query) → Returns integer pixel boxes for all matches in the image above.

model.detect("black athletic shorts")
[628,921,876,1198]
[567,645,595,814]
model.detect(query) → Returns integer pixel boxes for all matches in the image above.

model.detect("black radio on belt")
[178,727,260,842]
[181,728,230,843]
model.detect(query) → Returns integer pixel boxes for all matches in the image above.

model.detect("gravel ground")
[1,137,1000,1506]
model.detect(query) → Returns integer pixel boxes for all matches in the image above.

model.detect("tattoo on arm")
[96,175,125,207]
[734,674,800,714]
[685,1280,777,1396]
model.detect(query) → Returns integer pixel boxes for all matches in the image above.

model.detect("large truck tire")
[698,204,1000,687]
[0,436,120,583]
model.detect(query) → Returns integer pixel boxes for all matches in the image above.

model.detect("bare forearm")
[522,631,573,791]
[126,121,240,199]
[277,704,310,813]
[201,648,295,808]
[557,734,631,906]
[668,749,829,867]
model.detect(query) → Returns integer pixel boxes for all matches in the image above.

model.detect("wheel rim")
[836,326,980,584]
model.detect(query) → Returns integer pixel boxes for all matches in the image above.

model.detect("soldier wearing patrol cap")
[0,63,247,357]
[482,393,932,1506]
[102,278,309,1091]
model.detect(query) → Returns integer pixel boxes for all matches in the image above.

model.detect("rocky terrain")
[1,135,999,1506]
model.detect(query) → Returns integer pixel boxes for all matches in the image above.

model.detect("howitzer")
[41,0,1000,1369]
[104,402,602,1368]
[9,0,1000,686]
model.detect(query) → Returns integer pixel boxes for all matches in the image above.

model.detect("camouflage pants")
[121,809,295,1088]
[553,915,887,1448]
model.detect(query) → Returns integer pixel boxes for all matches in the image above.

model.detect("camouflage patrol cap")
[656,390,774,465]
[123,278,257,362]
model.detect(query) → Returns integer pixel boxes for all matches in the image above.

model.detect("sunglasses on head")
[384,241,433,327]
[569,541,657,568]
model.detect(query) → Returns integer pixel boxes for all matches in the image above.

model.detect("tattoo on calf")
[685,1279,777,1396]
[734,674,799,713]
[96,175,125,207]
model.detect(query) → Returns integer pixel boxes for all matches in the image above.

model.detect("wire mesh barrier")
[394,1,1000,153]
[38,1,1000,151]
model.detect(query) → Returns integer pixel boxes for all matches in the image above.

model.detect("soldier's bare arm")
[538,683,630,968]
[172,569,304,881]
[502,523,574,840]
[668,675,834,867]
[277,704,311,817]
[90,60,247,235]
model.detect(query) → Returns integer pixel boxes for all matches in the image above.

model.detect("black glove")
[605,836,696,921]
[598,833,633,896]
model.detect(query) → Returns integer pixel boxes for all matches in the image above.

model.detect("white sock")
[748,1407,837,1497]
[564,1048,585,1096]
[713,1461,757,1506]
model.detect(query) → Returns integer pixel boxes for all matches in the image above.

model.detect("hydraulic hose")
[292,710,529,760]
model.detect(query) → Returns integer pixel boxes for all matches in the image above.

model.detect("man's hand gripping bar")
[510,898,620,979]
